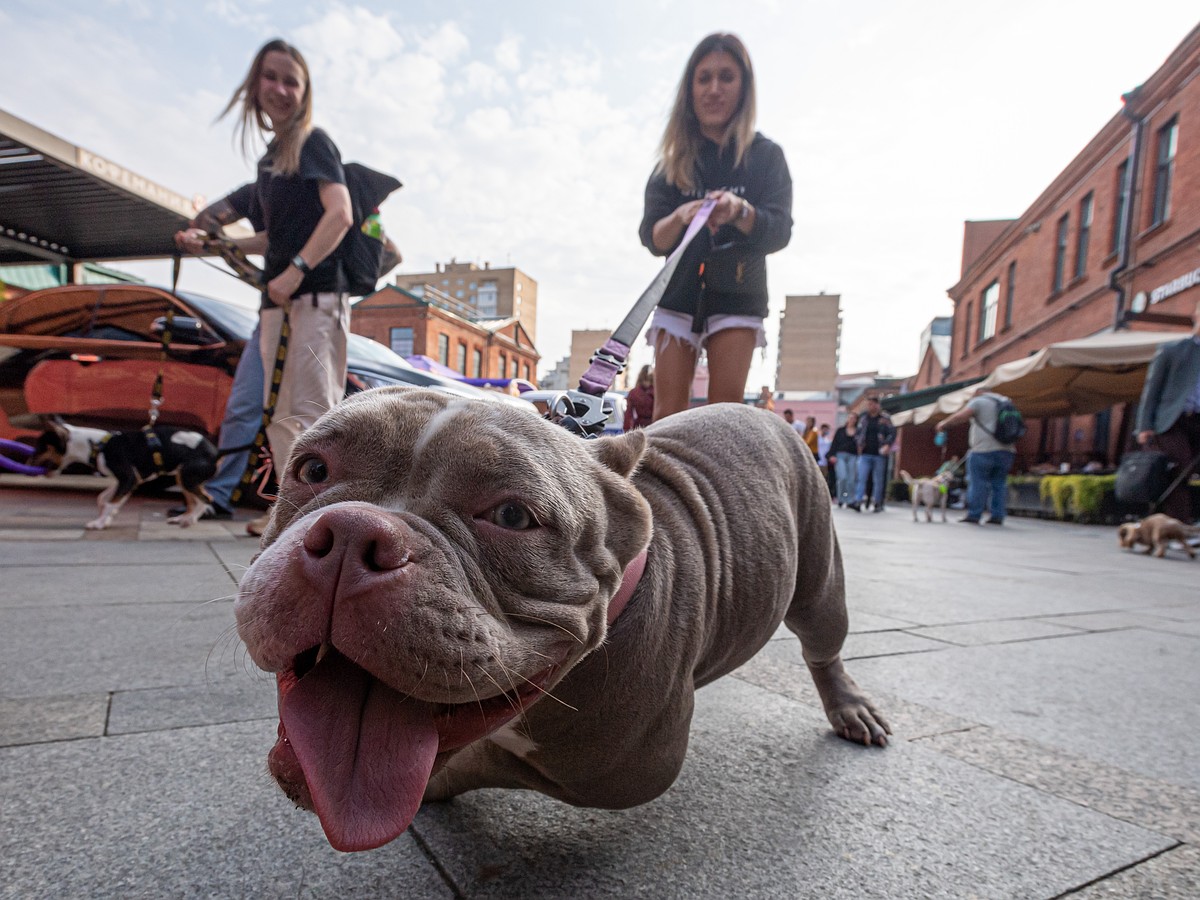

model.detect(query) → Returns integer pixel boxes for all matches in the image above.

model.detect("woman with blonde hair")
[177,38,353,535]
[639,33,793,421]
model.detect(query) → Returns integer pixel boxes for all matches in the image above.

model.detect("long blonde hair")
[220,38,313,176]
[655,33,757,193]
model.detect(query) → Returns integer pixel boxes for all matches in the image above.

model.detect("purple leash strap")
[578,197,717,397]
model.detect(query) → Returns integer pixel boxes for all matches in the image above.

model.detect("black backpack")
[982,395,1026,444]
[339,163,403,296]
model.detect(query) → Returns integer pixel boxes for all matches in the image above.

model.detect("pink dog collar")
[608,548,648,625]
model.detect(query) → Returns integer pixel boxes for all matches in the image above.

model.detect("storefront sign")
[76,149,193,217]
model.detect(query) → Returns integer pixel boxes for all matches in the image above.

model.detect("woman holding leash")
[639,32,793,421]
[177,39,353,535]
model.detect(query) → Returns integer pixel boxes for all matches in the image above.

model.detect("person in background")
[936,389,1018,525]
[1134,299,1200,524]
[848,396,895,513]
[782,408,803,433]
[755,386,776,412]
[171,184,263,522]
[816,423,836,497]
[179,38,354,537]
[624,365,656,431]
[639,32,792,421]
[828,412,859,508]
[801,415,819,457]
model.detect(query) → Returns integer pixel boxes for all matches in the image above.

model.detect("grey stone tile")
[0,563,236,609]
[413,678,1172,899]
[0,598,242,697]
[0,694,108,747]
[842,629,949,659]
[917,726,1200,844]
[0,720,453,899]
[107,677,276,735]
[1036,611,1178,632]
[1068,843,1200,898]
[0,540,218,566]
[909,618,1081,646]
[849,629,1200,790]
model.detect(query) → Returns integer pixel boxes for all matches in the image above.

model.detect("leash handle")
[577,198,717,398]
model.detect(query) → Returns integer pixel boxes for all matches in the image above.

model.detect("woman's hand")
[267,265,304,306]
[706,190,753,233]
[174,228,208,255]
[674,199,707,227]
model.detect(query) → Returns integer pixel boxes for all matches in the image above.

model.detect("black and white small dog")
[30,420,223,530]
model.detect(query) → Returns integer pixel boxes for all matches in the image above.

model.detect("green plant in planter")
[1038,475,1117,521]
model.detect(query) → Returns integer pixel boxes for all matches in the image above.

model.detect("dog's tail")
[899,470,914,485]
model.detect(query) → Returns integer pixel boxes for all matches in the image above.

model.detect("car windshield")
[175,290,258,341]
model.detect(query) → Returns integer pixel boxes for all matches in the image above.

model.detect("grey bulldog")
[235,387,889,852]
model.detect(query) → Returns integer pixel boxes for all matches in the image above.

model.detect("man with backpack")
[936,389,1025,525]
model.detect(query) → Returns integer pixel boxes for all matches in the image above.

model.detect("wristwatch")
[290,254,311,275]
[739,198,752,220]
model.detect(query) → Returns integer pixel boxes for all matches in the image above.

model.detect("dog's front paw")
[166,514,193,528]
[807,657,891,747]
[84,519,107,531]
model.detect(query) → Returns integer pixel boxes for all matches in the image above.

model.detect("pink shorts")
[645,307,768,353]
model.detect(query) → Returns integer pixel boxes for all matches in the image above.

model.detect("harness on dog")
[547,199,717,438]
[88,434,111,469]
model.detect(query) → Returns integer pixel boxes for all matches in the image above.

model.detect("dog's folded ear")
[591,430,648,479]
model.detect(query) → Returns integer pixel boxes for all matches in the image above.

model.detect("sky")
[3,1,1198,385]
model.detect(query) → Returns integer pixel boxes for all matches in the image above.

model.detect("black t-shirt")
[256,128,348,305]
[638,132,792,329]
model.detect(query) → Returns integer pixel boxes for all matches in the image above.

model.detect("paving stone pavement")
[0,477,1196,898]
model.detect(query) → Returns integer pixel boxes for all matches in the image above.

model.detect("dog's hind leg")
[168,466,215,527]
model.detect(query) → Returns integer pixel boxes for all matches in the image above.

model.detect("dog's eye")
[296,457,329,485]
[487,502,537,530]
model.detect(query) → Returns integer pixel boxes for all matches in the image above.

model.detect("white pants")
[259,292,350,474]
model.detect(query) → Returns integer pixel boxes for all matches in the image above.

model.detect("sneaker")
[959,516,981,524]
[847,502,861,512]
[984,517,1004,525]
[872,505,884,513]
[246,512,271,537]
[167,503,233,520]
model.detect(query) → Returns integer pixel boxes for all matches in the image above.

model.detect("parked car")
[517,389,627,436]
[0,284,528,443]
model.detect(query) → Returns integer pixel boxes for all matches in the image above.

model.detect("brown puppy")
[235,387,890,852]
[1117,513,1200,558]
[899,468,952,522]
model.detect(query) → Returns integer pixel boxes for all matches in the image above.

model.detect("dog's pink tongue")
[280,650,438,852]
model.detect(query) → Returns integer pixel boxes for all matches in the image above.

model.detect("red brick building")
[351,284,539,384]
[901,23,1200,475]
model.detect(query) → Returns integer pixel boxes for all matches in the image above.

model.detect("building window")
[1151,117,1177,226]
[472,349,482,378]
[456,342,467,373]
[1074,192,1093,280]
[437,334,449,365]
[389,327,413,358]
[522,363,530,381]
[1110,159,1129,254]
[477,281,498,317]
[1053,214,1069,293]
[511,358,519,378]
[1004,262,1016,329]
[962,301,973,356]
[498,352,507,376]
[979,280,999,343]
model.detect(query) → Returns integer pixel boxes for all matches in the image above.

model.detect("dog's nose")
[302,506,413,579]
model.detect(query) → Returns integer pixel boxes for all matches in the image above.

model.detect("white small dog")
[899,469,953,523]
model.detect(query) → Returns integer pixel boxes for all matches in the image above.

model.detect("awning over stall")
[0,108,192,266]
[892,330,1189,426]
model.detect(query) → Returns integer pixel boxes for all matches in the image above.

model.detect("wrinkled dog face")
[235,387,651,851]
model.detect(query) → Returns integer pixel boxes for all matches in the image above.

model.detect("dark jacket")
[638,133,792,331]
[828,427,858,462]
[856,413,896,456]
[1136,336,1200,434]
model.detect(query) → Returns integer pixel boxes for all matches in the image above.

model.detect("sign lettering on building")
[75,149,193,217]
